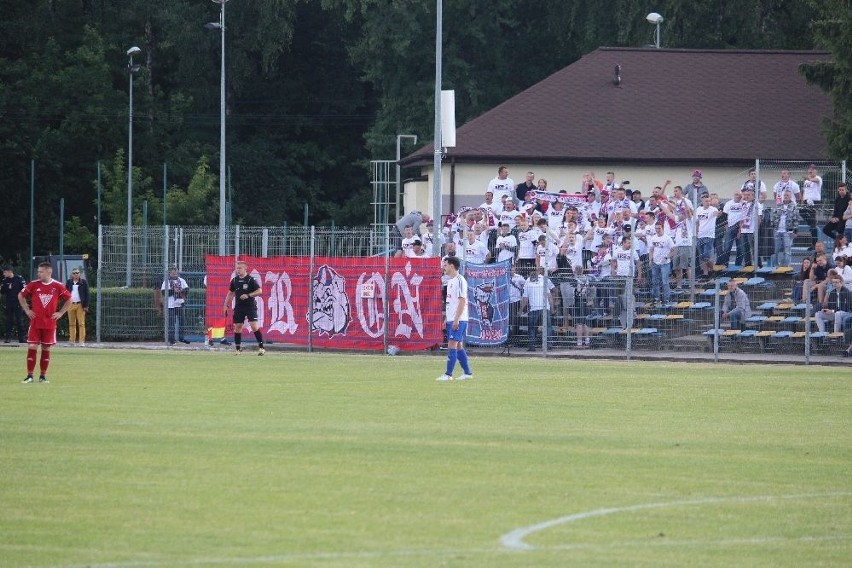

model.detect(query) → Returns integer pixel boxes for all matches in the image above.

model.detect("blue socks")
[445,349,458,376]
[456,349,471,375]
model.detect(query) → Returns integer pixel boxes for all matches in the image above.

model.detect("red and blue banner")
[463,260,510,346]
[205,255,444,351]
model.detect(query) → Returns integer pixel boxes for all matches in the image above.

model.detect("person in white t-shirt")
[773,170,801,203]
[498,199,521,229]
[436,256,473,382]
[400,225,417,257]
[741,169,767,201]
[535,234,560,276]
[479,190,503,216]
[515,216,542,276]
[559,220,584,270]
[462,230,490,265]
[520,268,555,351]
[495,223,518,264]
[648,222,675,305]
[546,199,566,233]
[487,166,515,204]
[719,191,746,266]
[695,193,720,277]
[801,164,823,249]
[738,188,763,267]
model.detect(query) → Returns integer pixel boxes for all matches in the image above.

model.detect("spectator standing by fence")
[2,265,26,343]
[521,268,555,351]
[488,166,515,205]
[64,268,89,346]
[161,267,190,345]
[684,170,709,203]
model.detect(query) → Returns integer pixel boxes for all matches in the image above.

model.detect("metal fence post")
[625,276,634,360]
[804,279,812,365]
[308,225,315,353]
[96,224,103,344]
[383,224,390,354]
[713,279,720,362]
[163,225,170,344]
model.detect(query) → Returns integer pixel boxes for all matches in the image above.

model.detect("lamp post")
[431,0,443,252]
[646,12,663,49]
[126,46,141,288]
[395,134,417,219]
[206,0,230,256]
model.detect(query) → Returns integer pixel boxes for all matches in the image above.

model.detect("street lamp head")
[646,12,663,24]
[205,22,222,30]
[126,46,142,56]
[211,0,231,4]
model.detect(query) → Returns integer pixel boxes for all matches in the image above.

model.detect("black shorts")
[232,304,258,324]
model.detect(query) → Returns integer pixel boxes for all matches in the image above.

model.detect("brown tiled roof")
[404,48,833,166]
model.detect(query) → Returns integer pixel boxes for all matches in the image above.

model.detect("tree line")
[0,0,847,265]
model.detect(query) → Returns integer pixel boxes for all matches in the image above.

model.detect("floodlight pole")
[126,46,141,288]
[431,0,443,251]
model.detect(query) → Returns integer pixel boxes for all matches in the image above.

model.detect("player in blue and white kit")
[437,256,473,382]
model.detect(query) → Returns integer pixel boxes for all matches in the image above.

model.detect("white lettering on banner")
[356,272,385,338]
[390,262,424,339]
[264,270,298,334]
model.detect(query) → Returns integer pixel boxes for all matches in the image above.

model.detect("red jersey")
[21,279,71,329]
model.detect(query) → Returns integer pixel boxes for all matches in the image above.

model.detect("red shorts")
[28,325,57,346]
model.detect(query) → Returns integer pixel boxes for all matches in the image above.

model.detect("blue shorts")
[445,321,468,342]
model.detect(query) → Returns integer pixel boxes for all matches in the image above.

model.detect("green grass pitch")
[1,347,849,567]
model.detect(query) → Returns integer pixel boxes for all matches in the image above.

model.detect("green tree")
[799,0,852,159]
[166,157,219,225]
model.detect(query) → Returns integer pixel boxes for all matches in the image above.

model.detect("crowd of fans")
[394,166,852,353]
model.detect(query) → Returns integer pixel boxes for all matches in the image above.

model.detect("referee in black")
[223,260,265,355]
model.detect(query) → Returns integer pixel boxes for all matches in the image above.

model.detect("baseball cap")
[692,169,702,178]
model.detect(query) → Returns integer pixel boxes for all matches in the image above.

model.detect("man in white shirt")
[520,268,555,351]
[719,191,746,267]
[648,222,675,305]
[773,170,801,203]
[498,199,521,229]
[535,234,560,276]
[515,216,542,276]
[741,169,768,201]
[400,226,417,257]
[495,223,518,264]
[695,193,720,277]
[801,164,823,249]
[479,190,503,216]
[463,230,490,265]
[606,234,642,279]
[436,256,473,382]
[161,267,190,345]
[739,188,763,267]
[487,166,515,204]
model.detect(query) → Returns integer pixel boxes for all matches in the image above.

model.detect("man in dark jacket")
[1,265,26,343]
[65,268,90,346]
[823,182,850,240]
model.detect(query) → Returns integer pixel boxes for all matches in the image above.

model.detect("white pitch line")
[500,492,852,551]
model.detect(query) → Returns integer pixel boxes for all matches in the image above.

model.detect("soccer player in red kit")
[18,262,72,383]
